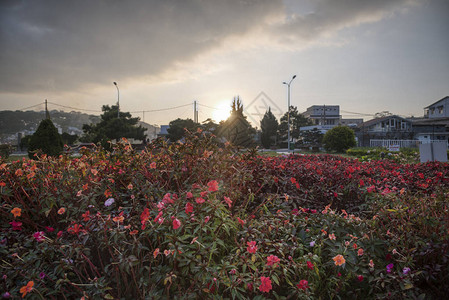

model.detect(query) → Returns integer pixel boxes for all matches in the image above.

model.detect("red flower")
[247,241,257,254]
[237,217,246,226]
[67,224,83,235]
[297,279,309,291]
[224,196,232,208]
[82,211,90,222]
[307,261,314,270]
[195,197,205,204]
[172,218,181,230]
[207,180,219,192]
[259,276,272,293]
[140,207,150,229]
[185,202,194,214]
[33,231,45,242]
[266,255,280,267]
[186,191,193,198]
[10,220,22,231]
[357,275,364,282]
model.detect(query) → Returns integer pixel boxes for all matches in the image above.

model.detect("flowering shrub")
[1,131,448,298]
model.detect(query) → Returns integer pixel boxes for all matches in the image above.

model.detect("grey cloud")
[0,0,418,94]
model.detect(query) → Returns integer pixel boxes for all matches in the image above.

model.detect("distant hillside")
[0,110,100,144]
[0,110,160,145]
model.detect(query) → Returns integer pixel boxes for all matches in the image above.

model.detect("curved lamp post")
[283,75,296,153]
[113,82,120,118]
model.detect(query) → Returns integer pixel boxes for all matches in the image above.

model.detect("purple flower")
[386,263,394,273]
[310,241,316,247]
[104,198,115,207]
[39,272,46,279]
[403,267,411,275]
[2,292,11,299]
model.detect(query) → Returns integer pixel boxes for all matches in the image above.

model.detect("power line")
[47,102,102,113]
[198,103,227,111]
[340,110,375,117]
[14,102,45,111]
[129,103,191,113]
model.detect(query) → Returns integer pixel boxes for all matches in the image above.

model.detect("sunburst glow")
[211,101,231,123]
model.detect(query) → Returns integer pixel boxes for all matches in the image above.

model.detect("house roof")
[424,96,449,109]
[411,117,449,127]
[359,115,409,128]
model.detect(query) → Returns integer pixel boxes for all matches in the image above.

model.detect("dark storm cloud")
[0,0,418,94]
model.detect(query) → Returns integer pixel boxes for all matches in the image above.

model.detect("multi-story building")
[424,96,449,118]
[302,105,341,126]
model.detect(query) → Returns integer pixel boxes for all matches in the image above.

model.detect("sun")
[211,100,231,122]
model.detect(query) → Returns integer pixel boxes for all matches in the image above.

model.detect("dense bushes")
[1,132,448,299]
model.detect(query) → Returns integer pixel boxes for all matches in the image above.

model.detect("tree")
[278,106,312,144]
[61,132,78,146]
[260,108,279,148]
[299,128,324,147]
[167,118,199,142]
[322,126,356,152]
[218,96,256,147]
[81,105,146,149]
[28,119,63,158]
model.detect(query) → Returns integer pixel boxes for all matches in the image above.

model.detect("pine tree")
[218,96,256,147]
[81,105,146,149]
[260,108,279,148]
[278,106,312,145]
[28,119,63,159]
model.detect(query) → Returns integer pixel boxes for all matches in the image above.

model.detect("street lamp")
[283,75,296,153]
[113,82,120,118]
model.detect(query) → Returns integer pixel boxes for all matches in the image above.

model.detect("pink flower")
[10,221,22,231]
[297,280,309,291]
[172,218,181,230]
[357,275,364,282]
[195,197,205,204]
[266,255,280,267]
[329,233,336,240]
[259,276,272,293]
[224,196,232,208]
[367,185,376,193]
[357,248,364,256]
[246,241,257,254]
[33,231,45,242]
[204,216,210,223]
[185,202,194,214]
[369,260,374,268]
[207,180,219,192]
[307,261,314,270]
[186,192,193,198]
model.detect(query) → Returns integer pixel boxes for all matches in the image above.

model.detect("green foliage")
[81,105,146,149]
[278,106,312,144]
[167,118,199,142]
[218,96,256,147]
[1,132,448,299]
[323,126,356,153]
[0,144,12,158]
[260,108,279,149]
[61,132,78,146]
[298,128,324,148]
[27,118,63,158]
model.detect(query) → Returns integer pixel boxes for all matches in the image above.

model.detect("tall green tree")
[278,106,312,143]
[81,105,146,148]
[260,107,279,148]
[28,119,63,158]
[167,118,199,142]
[322,125,356,152]
[218,96,256,147]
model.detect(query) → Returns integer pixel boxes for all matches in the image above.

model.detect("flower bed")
[1,132,448,299]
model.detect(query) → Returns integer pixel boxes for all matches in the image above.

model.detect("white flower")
[104,198,115,207]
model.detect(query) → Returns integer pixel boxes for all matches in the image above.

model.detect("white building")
[424,96,449,118]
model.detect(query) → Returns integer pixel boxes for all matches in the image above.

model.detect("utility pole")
[113,82,120,118]
[193,100,198,123]
[283,75,297,152]
[45,99,50,119]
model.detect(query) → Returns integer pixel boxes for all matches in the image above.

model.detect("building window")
[438,106,443,114]
[430,108,435,114]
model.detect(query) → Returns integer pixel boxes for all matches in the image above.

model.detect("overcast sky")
[1,0,448,126]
